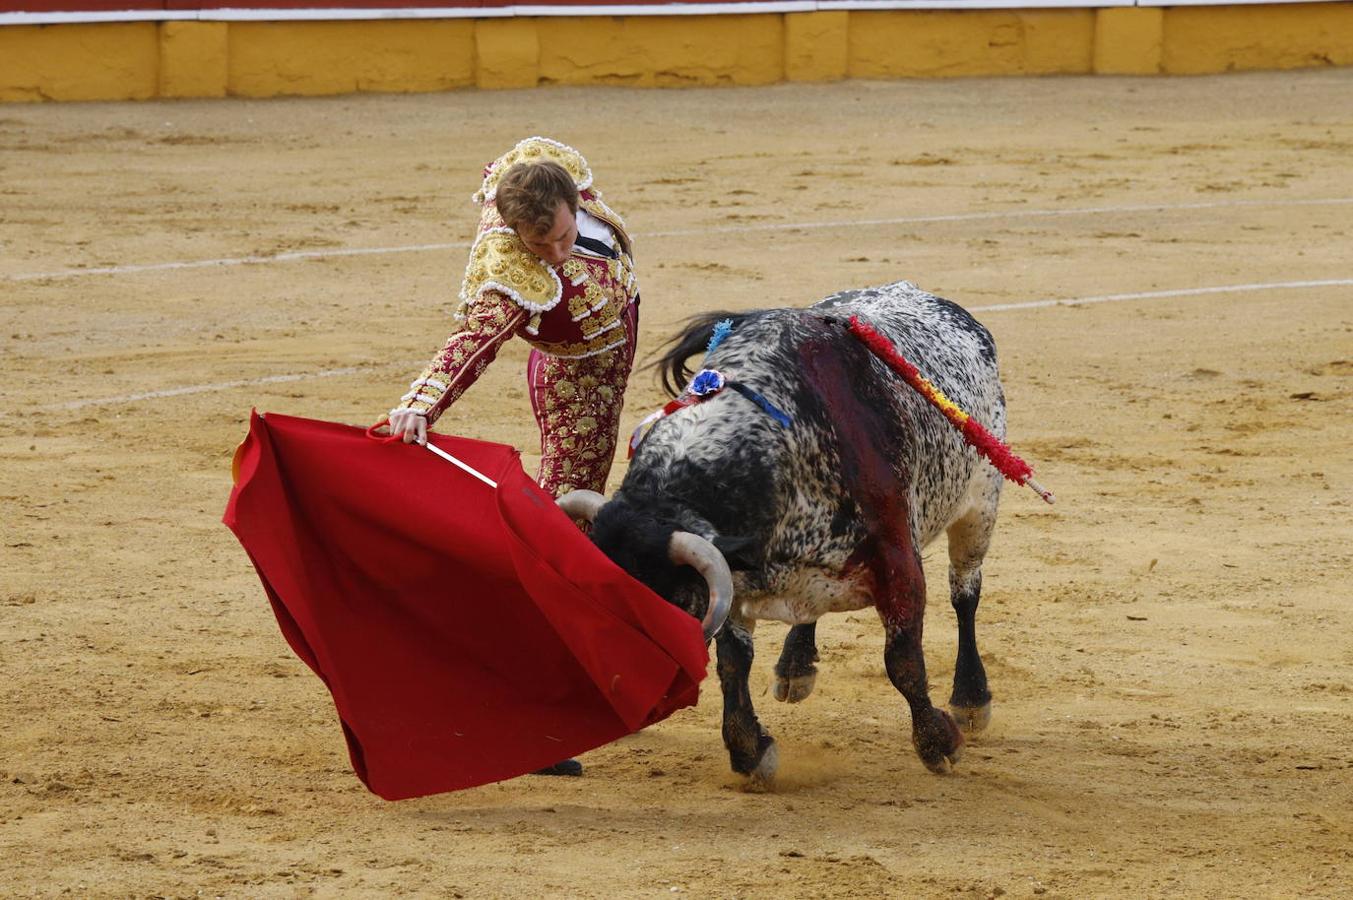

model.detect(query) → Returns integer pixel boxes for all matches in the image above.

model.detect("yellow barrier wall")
[536,15,784,87]
[227,20,477,97]
[160,21,228,98]
[1,4,1351,103]
[0,22,158,101]
[848,9,1096,79]
[785,11,849,83]
[1094,7,1164,75]
[1163,2,1353,74]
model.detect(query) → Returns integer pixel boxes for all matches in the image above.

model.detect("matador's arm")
[391,290,527,426]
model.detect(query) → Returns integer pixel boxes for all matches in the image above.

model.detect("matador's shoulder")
[473,136,593,206]
[459,227,563,316]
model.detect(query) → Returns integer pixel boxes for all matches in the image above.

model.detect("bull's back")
[813,282,1006,546]
[628,280,1005,566]
[814,282,1002,413]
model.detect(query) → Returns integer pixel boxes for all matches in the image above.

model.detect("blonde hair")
[495,161,579,236]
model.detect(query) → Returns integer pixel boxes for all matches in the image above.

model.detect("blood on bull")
[559,280,1047,787]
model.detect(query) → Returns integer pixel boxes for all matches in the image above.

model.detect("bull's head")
[556,490,733,641]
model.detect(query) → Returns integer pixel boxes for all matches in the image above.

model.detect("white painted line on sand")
[55,367,366,412]
[39,277,1350,413]
[5,244,459,283]
[970,278,1353,312]
[646,197,1353,238]
[7,196,1352,283]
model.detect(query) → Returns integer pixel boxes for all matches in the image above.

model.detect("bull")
[558,281,1007,786]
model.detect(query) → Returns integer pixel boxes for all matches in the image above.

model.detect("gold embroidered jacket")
[394,137,638,424]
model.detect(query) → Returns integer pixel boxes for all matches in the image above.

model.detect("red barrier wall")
[2,0,757,11]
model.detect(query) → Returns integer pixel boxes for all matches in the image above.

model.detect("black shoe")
[531,758,583,777]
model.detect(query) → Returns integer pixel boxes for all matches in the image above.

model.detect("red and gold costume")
[392,137,640,497]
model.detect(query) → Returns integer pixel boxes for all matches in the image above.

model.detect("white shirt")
[575,208,617,257]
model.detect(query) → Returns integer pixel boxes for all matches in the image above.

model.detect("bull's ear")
[713,534,759,571]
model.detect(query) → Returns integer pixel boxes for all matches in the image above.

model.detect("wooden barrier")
[2,2,1351,101]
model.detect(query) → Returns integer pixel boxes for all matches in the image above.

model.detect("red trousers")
[527,301,639,497]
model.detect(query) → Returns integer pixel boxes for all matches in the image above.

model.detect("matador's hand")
[388,409,428,445]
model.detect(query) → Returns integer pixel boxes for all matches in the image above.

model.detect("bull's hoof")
[741,741,779,792]
[913,708,964,774]
[772,671,817,704]
[949,700,992,734]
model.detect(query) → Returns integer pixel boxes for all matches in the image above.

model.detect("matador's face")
[518,201,578,267]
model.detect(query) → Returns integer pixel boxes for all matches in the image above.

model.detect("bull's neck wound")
[798,331,923,631]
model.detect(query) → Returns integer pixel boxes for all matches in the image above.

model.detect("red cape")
[223,412,707,800]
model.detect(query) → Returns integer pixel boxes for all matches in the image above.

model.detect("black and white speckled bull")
[558,281,1007,787]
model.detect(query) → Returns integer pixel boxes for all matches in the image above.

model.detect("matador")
[386,136,640,499]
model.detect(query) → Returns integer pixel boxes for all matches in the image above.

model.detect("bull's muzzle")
[556,490,733,641]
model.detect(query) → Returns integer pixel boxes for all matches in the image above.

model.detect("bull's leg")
[884,628,964,774]
[877,547,964,774]
[772,622,819,703]
[945,492,1000,733]
[716,617,778,788]
[947,568,992,733]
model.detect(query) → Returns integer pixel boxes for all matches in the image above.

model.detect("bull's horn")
[555,490,608,523]
[668,532,734,641]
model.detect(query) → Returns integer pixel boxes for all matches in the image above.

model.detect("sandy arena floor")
[2,70,1351,898]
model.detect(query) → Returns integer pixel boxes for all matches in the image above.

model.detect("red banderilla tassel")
[847,315,1054,505]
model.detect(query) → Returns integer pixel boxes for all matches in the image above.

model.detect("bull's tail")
[649,309,768,398]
